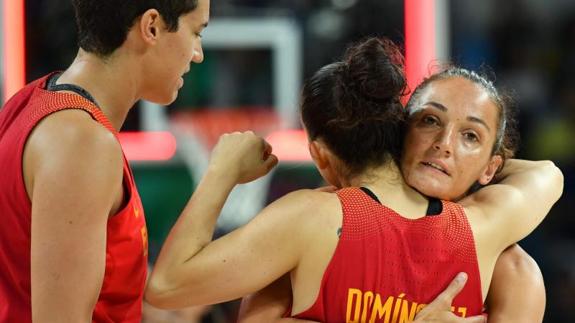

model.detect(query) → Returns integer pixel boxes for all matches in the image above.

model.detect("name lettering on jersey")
[346,288,467,323]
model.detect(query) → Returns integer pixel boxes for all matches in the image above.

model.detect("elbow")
[542,160,564,201]
[145,273,182,310]
[144,276,171,309]
[145,270,205,309]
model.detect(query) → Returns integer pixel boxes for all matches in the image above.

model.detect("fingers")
[263,153,279,173]
[417,272,468,318]
[214,131,278,184]
[413,273,481,323]
[262,139,273,161]
[255,138,278,179]
[435,272,468,305]
[257,135,277,172]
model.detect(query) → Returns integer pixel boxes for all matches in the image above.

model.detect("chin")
[414,181,449,200]
[141,75,181,103]
[145,93,178,106]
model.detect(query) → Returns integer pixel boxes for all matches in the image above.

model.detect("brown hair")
[301,37,408,177]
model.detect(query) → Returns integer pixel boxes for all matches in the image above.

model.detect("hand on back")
[414,273,487,323]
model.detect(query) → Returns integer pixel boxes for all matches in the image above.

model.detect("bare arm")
[26,111,123,322]
[485,245,545,323]
[147,132,324,309]
[461,159,563,252]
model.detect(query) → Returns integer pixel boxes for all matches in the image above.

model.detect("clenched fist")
[209,131,279,184]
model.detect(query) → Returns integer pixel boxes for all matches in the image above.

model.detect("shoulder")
[253,189,341,232]
[30,109,121,159]
[277,189,339,207]
[495,245,543,280]
[26,109,123,186]
[35,108,117,145]
[269,189,340,217]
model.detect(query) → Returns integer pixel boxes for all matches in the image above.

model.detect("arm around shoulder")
[146,188,322,309]
[462,159,563,250]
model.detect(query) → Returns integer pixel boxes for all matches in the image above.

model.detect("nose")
[433,127,454,156]
[192,46,204,64]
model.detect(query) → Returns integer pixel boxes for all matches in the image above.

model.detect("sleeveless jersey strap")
[34,89,117,135]
[46,73,99,106]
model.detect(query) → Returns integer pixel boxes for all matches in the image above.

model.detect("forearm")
[496,159,532,180]
[239,275,293,323]
[240,303,317,323]
[496,159,562,194]
[152,166,236,278]
[147,132,280,308]
[239,285,319,323]
[469,158,563,247]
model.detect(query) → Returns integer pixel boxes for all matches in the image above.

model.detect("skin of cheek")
[401,130,494,201]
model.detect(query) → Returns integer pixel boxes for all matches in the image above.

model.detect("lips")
[421,161,450,176]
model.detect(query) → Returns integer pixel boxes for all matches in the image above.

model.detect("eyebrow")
[424,101,447,112]
[467,116,491,132]
[423,101,491,132]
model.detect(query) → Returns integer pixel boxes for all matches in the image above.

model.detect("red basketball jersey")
[292,187,483,322]
[0,74,148,322]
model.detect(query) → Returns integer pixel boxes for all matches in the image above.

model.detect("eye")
[421,115,440,126]
[463,131,479,142]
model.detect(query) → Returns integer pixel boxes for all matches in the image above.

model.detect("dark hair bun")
[342,38,406,104]
[330,37,407,130]
[300,37,408,176]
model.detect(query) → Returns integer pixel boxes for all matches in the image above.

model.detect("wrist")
[205,164,240,189]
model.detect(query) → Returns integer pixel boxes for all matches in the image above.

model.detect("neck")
[57,49,142,131]
[343,160,401,188]
[344,161,429,209]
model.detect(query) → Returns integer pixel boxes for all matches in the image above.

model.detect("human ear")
[138,9,162,44]
[478,155,503,185]
[309,140,330,170]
